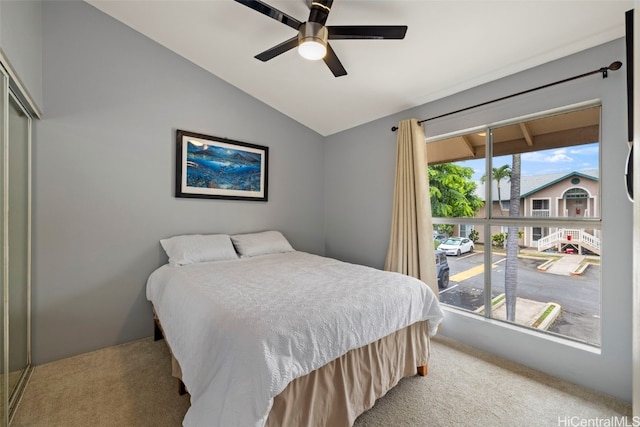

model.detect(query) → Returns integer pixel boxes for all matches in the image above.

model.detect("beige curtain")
[384,119,439,297]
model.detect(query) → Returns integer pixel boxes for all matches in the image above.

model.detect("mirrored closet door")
[0,66,32,426]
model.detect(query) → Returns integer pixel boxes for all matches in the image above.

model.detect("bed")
[147,231,443,427]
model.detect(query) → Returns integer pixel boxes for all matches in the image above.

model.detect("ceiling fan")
[234,0,408,77]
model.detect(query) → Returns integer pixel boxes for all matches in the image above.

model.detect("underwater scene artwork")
[186,141,263,192]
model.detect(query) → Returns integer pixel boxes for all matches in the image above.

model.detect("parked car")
[433,233,447,245]
[438,237,474,256]
[435,250,450,289]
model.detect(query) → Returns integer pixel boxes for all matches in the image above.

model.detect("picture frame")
[175,129,269,201]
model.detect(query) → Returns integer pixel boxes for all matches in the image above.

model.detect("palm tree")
[480,164,511,215]
[504,154,521,321]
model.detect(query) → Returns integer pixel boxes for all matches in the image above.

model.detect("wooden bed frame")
[153,310,430,427]
[154,313,188,395]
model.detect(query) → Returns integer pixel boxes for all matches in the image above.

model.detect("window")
[532,227,548,242]
[532,199,549,210]
[565,188,589,199]
[429,104,601,346]
[532,199,550,217]
[459,224,474,239]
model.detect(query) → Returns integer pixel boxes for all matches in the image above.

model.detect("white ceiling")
[86,0,632,136]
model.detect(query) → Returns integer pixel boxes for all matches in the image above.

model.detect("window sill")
[440,304,602,355]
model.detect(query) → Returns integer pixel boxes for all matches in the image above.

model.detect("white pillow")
[231,231,294,257]
[160,234,238,266]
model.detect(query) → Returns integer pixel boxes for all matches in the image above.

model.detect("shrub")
[491,233,505,247]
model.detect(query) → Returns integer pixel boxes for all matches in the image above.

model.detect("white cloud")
[522,149,572,163]
[546,151,573,163]
[569,145,599,155]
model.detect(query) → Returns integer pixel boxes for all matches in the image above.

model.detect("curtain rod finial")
[391,126,398,132]
[609,61,622,71]
[601,61,623,78]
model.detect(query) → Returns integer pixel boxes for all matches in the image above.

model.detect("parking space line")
[439,284,458,294]
[450,265,485,282]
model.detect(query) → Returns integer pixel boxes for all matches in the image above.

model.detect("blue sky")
[457,142,599,181]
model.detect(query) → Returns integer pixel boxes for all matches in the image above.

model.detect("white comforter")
[146,251,443,427]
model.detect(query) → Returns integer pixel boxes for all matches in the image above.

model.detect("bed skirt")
[155,311,431,427]
[267,320,430,427]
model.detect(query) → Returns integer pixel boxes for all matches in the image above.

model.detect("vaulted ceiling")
[86,0,631,136]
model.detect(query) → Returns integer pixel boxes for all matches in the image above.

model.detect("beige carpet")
[13,336,631,427]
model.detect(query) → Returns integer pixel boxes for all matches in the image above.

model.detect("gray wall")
[0,0,43,112]
[33,1,324,364]
[324,39,632,401]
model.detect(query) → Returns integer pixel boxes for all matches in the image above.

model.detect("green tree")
[505,154,521,321]
[480,164,512,216]
[428,163,484,218]
[437,224,453,237]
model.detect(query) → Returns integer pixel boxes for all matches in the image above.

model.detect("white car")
[438,237,474,256]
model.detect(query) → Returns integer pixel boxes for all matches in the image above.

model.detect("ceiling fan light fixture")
[298,39,326,60]
[298,22,328,60]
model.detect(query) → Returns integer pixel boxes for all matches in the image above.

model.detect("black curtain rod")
[390,61,623,132]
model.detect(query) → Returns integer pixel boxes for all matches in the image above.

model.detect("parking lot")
[438,251,601,346]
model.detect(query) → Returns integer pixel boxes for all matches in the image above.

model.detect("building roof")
[474,169,599,201]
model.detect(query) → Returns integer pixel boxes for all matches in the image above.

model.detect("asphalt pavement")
[438,249,600,346]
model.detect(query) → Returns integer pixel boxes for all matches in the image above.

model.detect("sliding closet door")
[0,69,6,427]
[7,93,30,409]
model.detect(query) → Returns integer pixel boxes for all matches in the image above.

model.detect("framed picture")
[175,130,269,201]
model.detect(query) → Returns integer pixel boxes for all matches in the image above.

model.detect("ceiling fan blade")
[323,43,347,77]
[255,36,299,62]
[234,0,302,31]
[328,25,408,40]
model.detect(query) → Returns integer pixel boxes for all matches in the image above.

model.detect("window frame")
[428,100,602,347]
